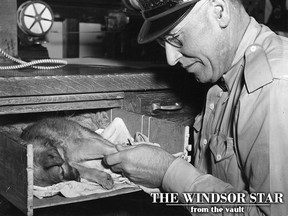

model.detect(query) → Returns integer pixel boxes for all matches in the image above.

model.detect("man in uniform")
[104,0,288,215]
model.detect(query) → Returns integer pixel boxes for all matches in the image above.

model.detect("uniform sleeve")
[162,159,267,215]
[238,77,288,215]
[162,78,288,215]
[162,158,233,194]
[267,78,288,215]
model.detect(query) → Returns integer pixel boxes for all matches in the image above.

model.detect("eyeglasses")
[157,32,183,48]
[155,0,205,49]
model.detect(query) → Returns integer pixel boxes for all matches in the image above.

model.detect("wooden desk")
[0,63,202,216]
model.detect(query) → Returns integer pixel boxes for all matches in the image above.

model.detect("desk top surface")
[0,64,175,97]
[0,63,167,77]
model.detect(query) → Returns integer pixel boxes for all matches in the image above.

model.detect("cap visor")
[137,3,196,44]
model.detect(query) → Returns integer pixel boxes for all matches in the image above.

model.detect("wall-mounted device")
[17,0,54,45]
[0,0,67,70]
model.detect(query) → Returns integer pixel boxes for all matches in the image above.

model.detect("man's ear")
[211,0,230,28]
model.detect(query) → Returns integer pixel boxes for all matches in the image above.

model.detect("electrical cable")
[0,48,67,70]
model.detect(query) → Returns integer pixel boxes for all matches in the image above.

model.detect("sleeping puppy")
[21,117,117,189]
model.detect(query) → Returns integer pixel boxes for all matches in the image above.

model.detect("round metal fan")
[17,1,54,37]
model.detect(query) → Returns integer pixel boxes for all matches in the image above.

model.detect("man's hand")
[103,144,176,188]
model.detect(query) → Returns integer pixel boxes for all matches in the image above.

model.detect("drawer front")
[138,92,184,115]
[124,91,195,125]
[0,92,124,115]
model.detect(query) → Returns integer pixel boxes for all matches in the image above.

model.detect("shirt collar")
[221,59,243,93]
[231,17,260,67]
[219,17,273,93]
[216,77,229,92]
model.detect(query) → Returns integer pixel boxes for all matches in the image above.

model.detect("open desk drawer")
[109,109,190,155]
[0,108,190,216]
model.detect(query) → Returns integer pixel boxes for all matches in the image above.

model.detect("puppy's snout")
[61,163,81,182]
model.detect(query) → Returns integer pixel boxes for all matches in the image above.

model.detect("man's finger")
[103,152,122,166]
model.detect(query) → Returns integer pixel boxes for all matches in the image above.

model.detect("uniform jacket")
[162,17,288,215]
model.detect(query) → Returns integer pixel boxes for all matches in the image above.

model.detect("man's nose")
[165,44,182,66]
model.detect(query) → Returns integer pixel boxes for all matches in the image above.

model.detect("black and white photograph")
[0,0,287,215]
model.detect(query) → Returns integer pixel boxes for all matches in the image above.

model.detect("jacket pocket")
[208,133,245,188]
[209,134,234,163]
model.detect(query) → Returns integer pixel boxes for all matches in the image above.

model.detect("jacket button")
[209,103,215,110]
[216,154,222,161]
[203,139,208,145]
[250,46,257,52]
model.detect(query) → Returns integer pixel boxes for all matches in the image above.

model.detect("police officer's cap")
[123,0,199,44]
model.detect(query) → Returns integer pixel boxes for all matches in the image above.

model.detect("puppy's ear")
[42,147,64,169]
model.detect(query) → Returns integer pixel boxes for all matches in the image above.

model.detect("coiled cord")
[0,48,67,70]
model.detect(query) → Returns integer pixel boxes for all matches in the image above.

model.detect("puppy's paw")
[98,172,114,190]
